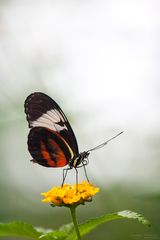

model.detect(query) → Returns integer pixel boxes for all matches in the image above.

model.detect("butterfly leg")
[82,163,90,183]
[75,167,79,192]
[76,159,90,183]
[75,167,78,185]
[61,167,71,187]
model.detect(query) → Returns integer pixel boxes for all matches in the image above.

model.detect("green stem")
[70,206,81,240]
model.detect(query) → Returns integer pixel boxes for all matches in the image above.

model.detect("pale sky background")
[0,0,159,192]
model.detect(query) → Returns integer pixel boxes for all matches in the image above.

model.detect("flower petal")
[41,181,99,207]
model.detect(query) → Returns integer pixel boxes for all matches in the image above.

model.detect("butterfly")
[24,92,123,185]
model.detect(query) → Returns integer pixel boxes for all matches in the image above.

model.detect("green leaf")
[118,210,151,226]
[59,223,74,234]
[37,223,74,240]
[0,221,42,239]
[38,230,68,240]
[0,211,150,240]
[67,210,150,240]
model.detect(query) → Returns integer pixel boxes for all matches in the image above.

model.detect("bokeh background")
[0,0,160,239]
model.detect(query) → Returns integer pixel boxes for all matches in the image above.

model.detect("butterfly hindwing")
[28,127,73,167]
[24,92,79,167]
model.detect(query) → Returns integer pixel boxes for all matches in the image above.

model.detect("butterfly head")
[70,151,90,168]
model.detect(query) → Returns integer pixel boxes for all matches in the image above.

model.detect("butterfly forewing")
[24,92,79,167]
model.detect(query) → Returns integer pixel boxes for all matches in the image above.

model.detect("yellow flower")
[41,181,100,207]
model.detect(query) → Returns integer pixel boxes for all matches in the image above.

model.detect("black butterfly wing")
[28,127,73,167]
[24,92,79,167]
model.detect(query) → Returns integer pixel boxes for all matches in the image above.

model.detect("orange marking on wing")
[40,142,56,167]
[48,139,67,167]
[47,129,74,159]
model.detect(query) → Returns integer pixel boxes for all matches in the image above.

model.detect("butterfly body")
[69,151,90,168]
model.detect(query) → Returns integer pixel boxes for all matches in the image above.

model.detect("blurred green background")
[0,1,160,239]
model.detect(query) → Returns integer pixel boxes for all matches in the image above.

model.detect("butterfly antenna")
[87,131,123,152]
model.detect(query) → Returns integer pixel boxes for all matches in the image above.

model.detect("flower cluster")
[41,181,99,207]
